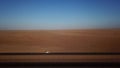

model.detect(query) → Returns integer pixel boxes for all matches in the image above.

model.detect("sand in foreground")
[0,29,120,53]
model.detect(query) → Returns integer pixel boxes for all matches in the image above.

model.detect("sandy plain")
[0,29,120,62]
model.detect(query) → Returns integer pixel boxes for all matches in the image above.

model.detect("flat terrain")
[0,29,120,62]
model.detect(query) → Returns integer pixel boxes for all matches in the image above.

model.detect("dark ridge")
[0,52,120,55]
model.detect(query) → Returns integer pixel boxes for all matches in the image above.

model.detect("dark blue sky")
[0,0,120,30]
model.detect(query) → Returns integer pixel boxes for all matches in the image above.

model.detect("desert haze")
[0,29,120,62]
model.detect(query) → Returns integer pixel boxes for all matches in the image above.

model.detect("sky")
[0,0,120,30]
